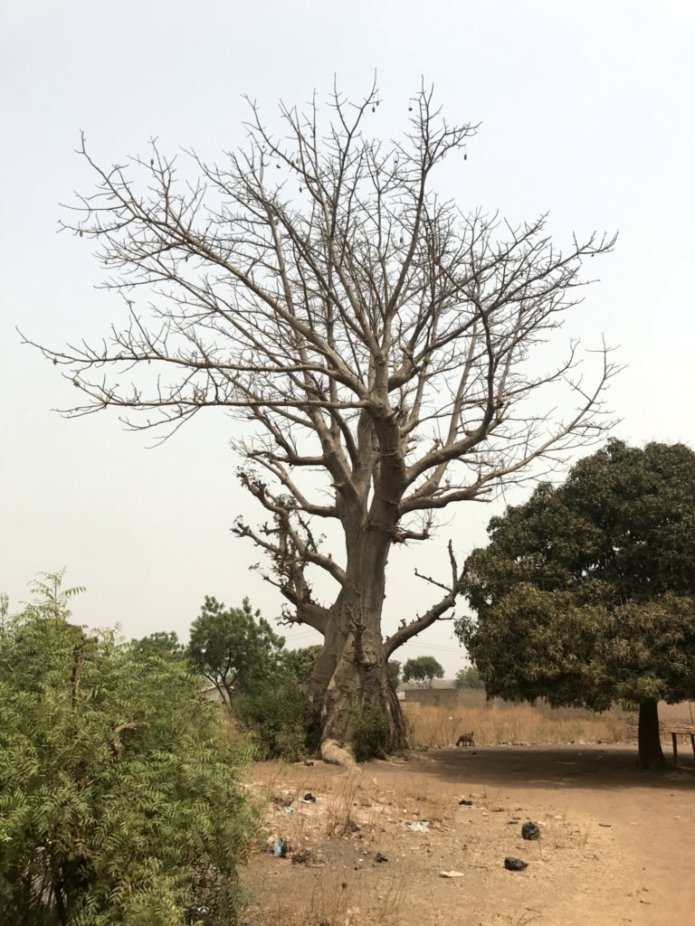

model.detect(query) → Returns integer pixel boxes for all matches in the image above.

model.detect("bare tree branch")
[27,83,618,748]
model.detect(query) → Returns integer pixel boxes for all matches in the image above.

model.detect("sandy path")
[245,746,695,926]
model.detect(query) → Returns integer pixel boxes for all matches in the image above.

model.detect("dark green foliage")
[0,576,258,925]
[188,600,314,760]
[458,441,695,764]
[402,655,445,686]
[352,704,391,762]
[187,597,286,705]
[131,630,185,662]
[386,659,402,688]
[283,644,322,684]
[235,678,310,761]
[454,665,483,689]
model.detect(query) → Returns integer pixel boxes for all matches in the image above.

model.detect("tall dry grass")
[403,701,632,748]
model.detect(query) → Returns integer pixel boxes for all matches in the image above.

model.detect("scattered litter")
[291,851,311,865]
[302,792,316,804]
[504,857,528,871]
[273,838,289,858]
[521,822,540,841]
[406,821,430,832]
[458,799,474,806]
[439,870,464,878]
[374,852,388,863]
[282,806,295,815]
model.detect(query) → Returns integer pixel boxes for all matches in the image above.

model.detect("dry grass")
[325,772,361,837]
[403,701,632,748]
[262,870,408,926]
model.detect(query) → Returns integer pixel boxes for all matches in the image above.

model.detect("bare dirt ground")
[243,745,695,926]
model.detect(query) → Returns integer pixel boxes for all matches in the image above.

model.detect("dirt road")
[245,746,695,926]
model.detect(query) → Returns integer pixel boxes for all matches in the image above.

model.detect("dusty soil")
[243,745,695,926]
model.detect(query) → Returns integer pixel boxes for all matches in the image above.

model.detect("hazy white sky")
[1,0,693,674]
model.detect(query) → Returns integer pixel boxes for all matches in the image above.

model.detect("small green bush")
[352,703,390,761]
[235,678,310,761]
[0,575,258,926]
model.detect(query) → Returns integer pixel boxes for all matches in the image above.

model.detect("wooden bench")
[668,726,695,765]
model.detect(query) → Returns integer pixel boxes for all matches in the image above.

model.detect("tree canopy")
[29,82,616,758]
[458,440,695,767]
[187,596,286,705]
[402,655,445,687]
[454,665,483,689]
[0,576,256,925]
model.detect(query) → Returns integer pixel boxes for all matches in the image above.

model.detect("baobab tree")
[27,83,616,760]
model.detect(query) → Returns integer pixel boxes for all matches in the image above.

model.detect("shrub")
[0,575,258,925]
[235,677,310,761]
[352,703,390,761]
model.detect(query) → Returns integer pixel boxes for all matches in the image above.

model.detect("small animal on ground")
[456,731,475,747]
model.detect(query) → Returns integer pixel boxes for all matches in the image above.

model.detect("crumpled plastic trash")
[504,857,528,871]
[521,821,540,841]
[273,838,289,858]
[406,820,430,832]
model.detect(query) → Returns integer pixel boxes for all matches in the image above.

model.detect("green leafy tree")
[0,576,257,925]
[387,659,402,688]
[454,665,483,689]
[284,644,323,684]
[458,441,695,769]
[131,630,185,662]
[188,599,311,759]
[402,655,445,688]
[187,597,286,705]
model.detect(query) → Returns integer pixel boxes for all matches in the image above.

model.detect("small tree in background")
[403,655,445,688]
[187,602,315,759]
[454,665,483,689]
[284,644,323,684]
[131,630,185,662]
[387,659,402,688]
[458,441,695,769]
[0,575,257,925]
[187,597,286,706]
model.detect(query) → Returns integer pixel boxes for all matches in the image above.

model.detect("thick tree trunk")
[637,700,666,769]
[308,528,409,760]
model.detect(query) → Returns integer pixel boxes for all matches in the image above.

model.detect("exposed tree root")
[320,738,359,770]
